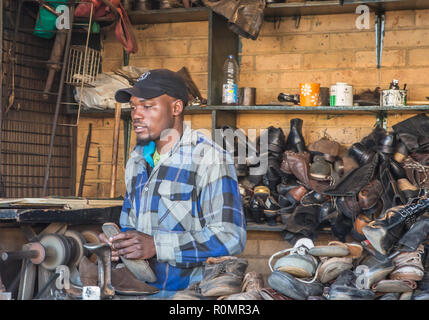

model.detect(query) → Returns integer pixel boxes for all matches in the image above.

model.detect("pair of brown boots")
[78,256,159,296]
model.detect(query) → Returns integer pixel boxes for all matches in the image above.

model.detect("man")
[99,69,246,297]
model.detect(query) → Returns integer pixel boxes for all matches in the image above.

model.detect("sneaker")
[269,238,318,279]
[390,245,425,281]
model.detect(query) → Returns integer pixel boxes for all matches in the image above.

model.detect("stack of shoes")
[262,215,429,300]
[220,272,264,300]
[173,256,267,300]
[235,115,429,254]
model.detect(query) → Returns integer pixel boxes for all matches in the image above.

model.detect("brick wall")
[76,10,429,275]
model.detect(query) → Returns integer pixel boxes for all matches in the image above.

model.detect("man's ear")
[171,99,184,117]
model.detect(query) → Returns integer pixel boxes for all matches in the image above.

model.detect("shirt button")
[144,187,149,192]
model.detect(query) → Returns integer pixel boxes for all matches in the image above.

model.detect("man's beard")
[136,137,151,146]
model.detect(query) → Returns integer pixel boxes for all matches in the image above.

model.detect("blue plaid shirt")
[119,124,246,292]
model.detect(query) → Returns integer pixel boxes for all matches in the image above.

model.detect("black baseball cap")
[115,69,188,105]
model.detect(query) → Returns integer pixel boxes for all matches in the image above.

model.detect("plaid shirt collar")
[130,123,193,165]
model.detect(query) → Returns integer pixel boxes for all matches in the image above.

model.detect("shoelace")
[403,159,429,185]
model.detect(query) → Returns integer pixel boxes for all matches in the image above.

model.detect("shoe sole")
[102,223,157,283]
[309,173,330,181]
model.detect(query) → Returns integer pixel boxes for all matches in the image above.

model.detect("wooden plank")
[15,206,122,224]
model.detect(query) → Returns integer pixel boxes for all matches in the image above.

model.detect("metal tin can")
[381,89,407,107]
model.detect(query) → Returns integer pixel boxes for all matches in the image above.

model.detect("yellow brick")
[355,49,405,68]
[239,55,254,71]
[101,59,123,72]
[385,10,415,29]
[279,71,331,88]
[307,127,362,145]
[146,39,188,56]
[241,36,281,54]
[134,23,170,39]
[408,48,429,66]
[170,21,208,37]
[312,13,374,32]
[185,114,211,130]
[381,68,429,85]
[259,240,290,256]
[281,34,329,52]
[331,69,379,87]
[252,88,283,105]
[260,15,312,35]
[188,73,208,91]
[239,72,280,89]
[330,32,374,50]
[236,113,290,131]
[407,86,429,101]
[303,51,353,69]
[386,113,422,128]
[238,239,259,256]
[189,39,208,55]
[102,42,125,59]
[416,9,429,27]
[163,57,207,73]
[255,53,301,71]
[384,29,429,48]
[129,57,163,69]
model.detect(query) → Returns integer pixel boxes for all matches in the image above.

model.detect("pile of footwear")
[266,231,429,300]
[232,114,429,247]
[172,256,266,300]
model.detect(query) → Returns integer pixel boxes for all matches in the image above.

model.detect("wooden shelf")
[128,7,209,24]
[69,105,429,117]
[246,222,286,232]
[186,104,429,114]
[264,0,429,18]
[127,0,429,25]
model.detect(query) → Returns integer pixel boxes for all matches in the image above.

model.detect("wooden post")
[110,103,121,198]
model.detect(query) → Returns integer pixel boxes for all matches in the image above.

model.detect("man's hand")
[109,230,156,261]
[98,232,120,261]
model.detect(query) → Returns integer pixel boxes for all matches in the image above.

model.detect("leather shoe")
[308,137,341,158]
[358,179,383,211]
[268,271,323,300]
[348,142,375,166]
[378,131,397,154]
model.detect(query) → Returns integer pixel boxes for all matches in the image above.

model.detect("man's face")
[130,94,176,145]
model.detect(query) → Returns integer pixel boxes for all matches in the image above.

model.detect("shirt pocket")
[157,180,194,232]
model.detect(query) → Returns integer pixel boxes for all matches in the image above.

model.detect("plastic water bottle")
[222,54,239,105]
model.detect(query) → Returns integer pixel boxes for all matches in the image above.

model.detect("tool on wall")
[375,10,385,69]
[110,102,121,198]
[77,123,93,197]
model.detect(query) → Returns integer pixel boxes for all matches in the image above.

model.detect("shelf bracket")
[376,111,387,130]
[375,11,385,69]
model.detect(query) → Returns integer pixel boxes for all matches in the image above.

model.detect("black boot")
[397,218,429,252]
[285,118,307,153]
[348,142,375,166]
[363,196,429,255]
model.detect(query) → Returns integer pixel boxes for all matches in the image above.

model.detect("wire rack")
[65,45,101,87]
